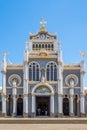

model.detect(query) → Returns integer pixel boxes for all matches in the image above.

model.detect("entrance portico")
[31,83,54,117]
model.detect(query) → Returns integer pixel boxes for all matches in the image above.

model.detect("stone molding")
[65,74,78,87]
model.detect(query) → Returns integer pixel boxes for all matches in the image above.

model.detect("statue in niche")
[70,79,75,87]
[12,79,17,87]
[41,68,45,77]
[41,68,46,82]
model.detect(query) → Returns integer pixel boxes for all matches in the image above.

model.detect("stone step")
[0,118,87,124]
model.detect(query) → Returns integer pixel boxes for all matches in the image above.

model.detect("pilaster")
[31,94,36,117]
[12,83,17,117]
[58,94,63,117]
[80,94,85,117]
[69,82,74,117]
[80,56,85,116]
[1,53,7,117]
[23,43,29,117]
[50,94,54,117]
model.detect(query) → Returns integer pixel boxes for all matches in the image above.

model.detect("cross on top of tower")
[40,18,47,27]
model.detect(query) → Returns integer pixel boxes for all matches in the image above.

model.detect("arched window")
[32,44,36,50]
[36,44,38,50]
[48,44,50,50]
[51,44,54,50]
[46,62,57,81]
[45,44,47,50]
[39,44,41,49]
[42,44,44,48]
[29,62,40,81]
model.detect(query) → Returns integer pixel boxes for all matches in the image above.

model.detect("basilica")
[1,20,87,117]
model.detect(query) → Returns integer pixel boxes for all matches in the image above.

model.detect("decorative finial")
[40,18,47,27]
[80,50,85,60]
[3,52,9,61]
[3,52,9,56]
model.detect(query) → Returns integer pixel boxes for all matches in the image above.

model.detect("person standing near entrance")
[37,107,41,116]
[45,107,48,116]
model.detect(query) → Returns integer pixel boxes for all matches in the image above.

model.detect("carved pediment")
[30,27,56,40]
[39,51,48,56]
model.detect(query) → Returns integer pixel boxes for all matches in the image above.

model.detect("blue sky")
[0,0,87,87]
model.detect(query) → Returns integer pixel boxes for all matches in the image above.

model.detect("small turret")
[80,51,85,74]
[24,41,29,63]
[2,52,7,73]
[57,41,63,64]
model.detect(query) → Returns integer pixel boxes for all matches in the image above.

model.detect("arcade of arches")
[7,95,23,116]
[7,92,78,117]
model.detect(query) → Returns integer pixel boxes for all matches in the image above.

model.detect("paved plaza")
[0,118,87,130]
[0,124,87,130]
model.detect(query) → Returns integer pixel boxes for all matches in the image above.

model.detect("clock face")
[40,34,46,39]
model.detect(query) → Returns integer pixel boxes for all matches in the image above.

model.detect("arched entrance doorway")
[17,95,23,116]
[63,97,69,116]
[36,96,50,116]
[32,83,54,117]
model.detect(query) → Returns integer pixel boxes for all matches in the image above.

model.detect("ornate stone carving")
[8,74,21,87]
[65,74,78,87]
[35,86,51,94]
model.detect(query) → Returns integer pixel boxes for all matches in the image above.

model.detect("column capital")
[69,86,74,89]
[2,93,6,96]
[58,93,63,96]
[12,94,17,97]
[24,78,29,81]
[69,94,74,97]
[80,93,85,97]
[58,61,62,65]
[51,93,54,96]
[12,86,17,89]
[24,61,28,65]
[32,93,35,96]
[23,93,28,96]
[1,71,6,74]
[80,71,85,74]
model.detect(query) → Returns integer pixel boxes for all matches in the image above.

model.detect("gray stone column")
[80,59,85,117]
[1,53,7,117]
[57,41,63,117]
[12,81,17,117]
[50,94,54,117]
[58,94,63,117]
[31,94,35,117]
[80,94,85,117]
[23,42,29,117]
[69,80,74,117]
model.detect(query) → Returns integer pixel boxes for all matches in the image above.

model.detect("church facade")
[1,20,86,117]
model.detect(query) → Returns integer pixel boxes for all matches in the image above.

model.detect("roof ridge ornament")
[40,18,47,27]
